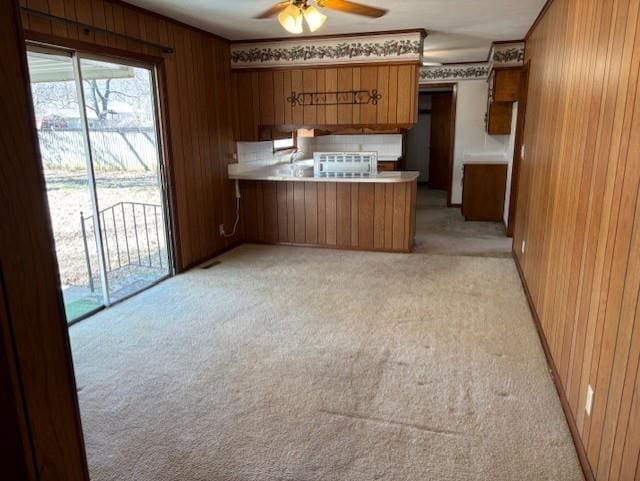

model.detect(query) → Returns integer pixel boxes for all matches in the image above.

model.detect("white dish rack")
[313,152,378,178]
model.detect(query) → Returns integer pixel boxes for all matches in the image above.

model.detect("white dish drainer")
[313,151,378,178]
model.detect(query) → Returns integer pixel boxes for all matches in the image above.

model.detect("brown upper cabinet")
[232,64,419,141]
[485,67,522,135]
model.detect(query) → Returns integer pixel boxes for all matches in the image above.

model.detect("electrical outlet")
[218,224,225,236]
[521,240,526,254]
[586,385,594,416]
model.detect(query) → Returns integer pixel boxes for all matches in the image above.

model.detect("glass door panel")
[78,57,170,303]
[27,49,104,322]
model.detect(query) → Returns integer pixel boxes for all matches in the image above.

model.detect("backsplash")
[298,134,402,160]
[236,141,275,163]
[231,140,303,176]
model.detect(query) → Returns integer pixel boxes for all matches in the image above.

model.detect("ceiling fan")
[255,0,388,34]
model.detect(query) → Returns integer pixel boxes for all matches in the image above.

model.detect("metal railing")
[81,201,165,292]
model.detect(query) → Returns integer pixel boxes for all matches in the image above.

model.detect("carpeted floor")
[413,188,513,258]
[69,188,583,480]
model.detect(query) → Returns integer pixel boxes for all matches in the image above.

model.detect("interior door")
[429,92,453,190]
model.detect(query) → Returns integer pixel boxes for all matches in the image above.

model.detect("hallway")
[413,187,512,258]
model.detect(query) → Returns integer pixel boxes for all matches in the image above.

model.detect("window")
[273,135,295,151]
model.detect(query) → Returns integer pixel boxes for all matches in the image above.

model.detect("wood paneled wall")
[1,0,89,478]
[515,0,640,479]
[241,180,417,252]
[19,0,239,271]
[232,64,419,140]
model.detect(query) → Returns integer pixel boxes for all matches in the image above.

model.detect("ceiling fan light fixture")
[303,5,327,32]
[278,4,304,34]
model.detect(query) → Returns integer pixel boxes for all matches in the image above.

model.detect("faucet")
[288,148,300,164]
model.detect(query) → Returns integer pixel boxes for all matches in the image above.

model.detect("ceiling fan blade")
[317,0,387,18]
[254,1,290,19]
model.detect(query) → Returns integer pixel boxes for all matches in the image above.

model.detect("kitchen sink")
[274,160,314,177]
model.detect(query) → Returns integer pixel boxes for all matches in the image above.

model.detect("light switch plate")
[586,385,594,416]
[521,240,526,254]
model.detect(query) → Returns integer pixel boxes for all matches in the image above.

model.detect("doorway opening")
[26,46,172,324]
[405,85,456,205]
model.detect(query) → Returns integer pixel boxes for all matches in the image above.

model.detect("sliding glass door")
[77,57,170,303]
[27,47,171,323]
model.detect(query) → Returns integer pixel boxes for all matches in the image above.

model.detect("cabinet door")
[302,69,317,125]
[462,164,507,221]
[487,102,513,135]
[396,64,416,124]
[235,71,258,140]
[493,69,522,102]
[337,67,353,125]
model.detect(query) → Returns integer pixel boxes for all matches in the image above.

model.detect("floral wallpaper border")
[230,32,424,68]
[490,42,525,66]
[419,41,525,83]
[419,63,490,83]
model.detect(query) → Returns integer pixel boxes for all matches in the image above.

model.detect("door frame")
[506,63,529,237]
[25,30,183,272]
[25,42,176,318]
[2,1,89,477]
[418,82,457,206]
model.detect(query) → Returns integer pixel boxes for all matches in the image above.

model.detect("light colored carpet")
[413,188,513,258]
[70,244,583,481]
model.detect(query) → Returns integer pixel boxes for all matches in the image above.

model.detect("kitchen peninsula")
[229,160,418,253]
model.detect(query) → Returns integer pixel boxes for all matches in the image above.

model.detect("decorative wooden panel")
[20,0,239,271]
[2,0,89,478]
[240,180,417,253]
[232,63,419,138]
[515,0,640,480]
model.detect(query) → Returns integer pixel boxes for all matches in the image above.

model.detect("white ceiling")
[126,0,545,63]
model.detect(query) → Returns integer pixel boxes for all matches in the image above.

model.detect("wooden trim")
[232,28,428,44]
[492,38,526,45]
[154,60,183,272]
[506,63,529,237]
[179,240,243,272]
[447,84,457,207]
[25,30,164,64]
[416,82,456,205]
[513,251,596,481]
[419,82,456,91]
[441,60,488,66]
[525,0,555,40]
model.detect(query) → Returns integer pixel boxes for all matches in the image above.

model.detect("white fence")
[37,128,159,172]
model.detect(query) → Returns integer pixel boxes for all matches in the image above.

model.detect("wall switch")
[521,240,526,254]
[218,224,225,236]
[586,385,594,416]
[521,144,525,159]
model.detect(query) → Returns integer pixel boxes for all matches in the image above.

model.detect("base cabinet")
[378,161,399,172]
[240,180,417,252]
[462,163,507,221]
